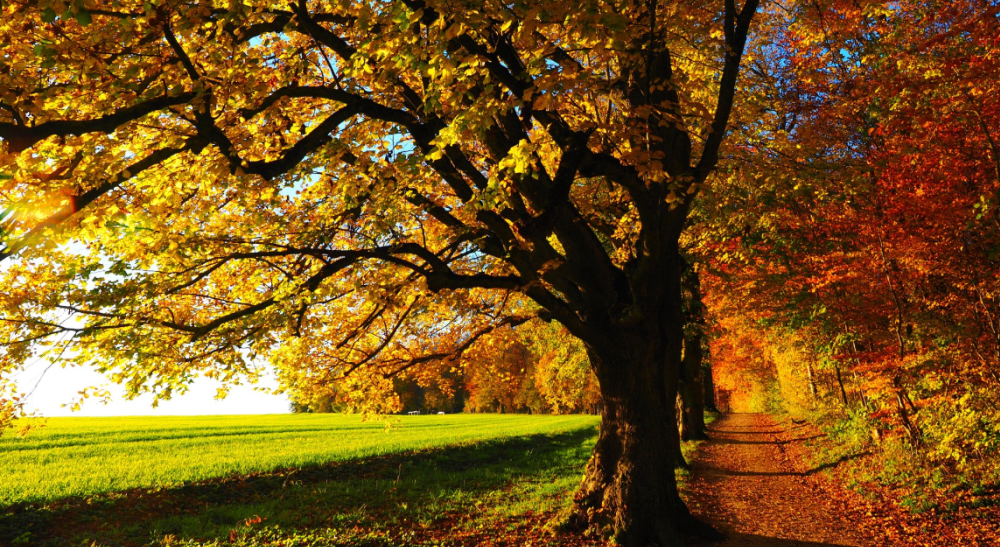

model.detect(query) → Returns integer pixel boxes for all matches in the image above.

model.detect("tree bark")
[678,332,709,441]
[806,361,818,399]
[703,357,718,412]
[561,246,721,545]
[834,363,850,407]
[673,392,690,469]
[568,339,718,545]
[893,376,922,445]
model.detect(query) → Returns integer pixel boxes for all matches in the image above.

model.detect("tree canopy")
[6,0,1000,543]
[689,0,1000,504]
[1,0,759,544]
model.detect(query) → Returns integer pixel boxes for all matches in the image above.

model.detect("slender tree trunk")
[850,342,872,410]
[678,332,709,440]
[834,364,850,407]
[892,376,922,445]
[703,357,718,412]
[853,371,872,411]
[806,361,818,399]
[902,388,918,415]
[673,393,689,469]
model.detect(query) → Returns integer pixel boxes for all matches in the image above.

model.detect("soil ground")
[684,413,867,547]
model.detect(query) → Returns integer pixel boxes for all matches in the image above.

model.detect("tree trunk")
[672,393,689,469]
[834,364,850,407]
[567,341,718,546]
[806,361,818,399]
[703,357,718,412]
[678,332,709,441]
[893,376,922,445]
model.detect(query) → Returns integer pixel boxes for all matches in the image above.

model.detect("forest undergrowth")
[680,411,1000,547]
[793,400,1000,518]
[773,408,1000,547]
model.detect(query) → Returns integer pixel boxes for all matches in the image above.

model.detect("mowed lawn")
[0,413,599,506]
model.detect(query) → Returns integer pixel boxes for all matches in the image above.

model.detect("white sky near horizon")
[1,251,292,417]
[16,360,291,417]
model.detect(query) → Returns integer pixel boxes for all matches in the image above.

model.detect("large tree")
[0,0,757,543]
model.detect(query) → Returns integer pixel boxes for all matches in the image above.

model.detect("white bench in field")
[437,411,445,415]
[407,410,421,415]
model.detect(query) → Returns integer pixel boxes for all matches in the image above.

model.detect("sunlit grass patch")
[0,413,597,505]
[1,414,602,546]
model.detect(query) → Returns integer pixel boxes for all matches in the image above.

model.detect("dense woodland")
[695,0,1000,510]
[1,0,999,544]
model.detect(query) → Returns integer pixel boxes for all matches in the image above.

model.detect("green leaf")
[600,13,626,32]
[41,7,58,22]
[74,10,92,26]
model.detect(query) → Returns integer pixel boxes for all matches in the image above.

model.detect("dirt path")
[684,413,866,547]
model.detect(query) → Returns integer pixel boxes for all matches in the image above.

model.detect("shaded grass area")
[1,425,604,547]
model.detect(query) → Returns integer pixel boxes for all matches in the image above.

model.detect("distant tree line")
[290,320,603,415]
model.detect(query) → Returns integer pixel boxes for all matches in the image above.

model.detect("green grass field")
[0,413,598,506]
[1,413,606,547]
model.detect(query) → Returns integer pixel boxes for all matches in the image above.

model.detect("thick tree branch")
[694,0,760,181]
[162,24,201,82]
[0,93,196,153]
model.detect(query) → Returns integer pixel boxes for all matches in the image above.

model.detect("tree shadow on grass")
[0,427,600,547]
